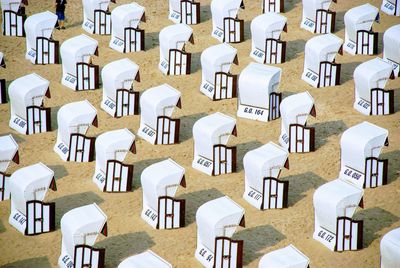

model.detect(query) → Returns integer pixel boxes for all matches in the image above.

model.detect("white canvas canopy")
[279,91,315,149]
[383,24,400,77]
[237,62,281,121]
[139,83,181,132]
[60,34,98,88]
[8,73,50,134]
[344,4,379,54]
[118,250,172,268]
[9,162,54,233]
[243,142,288,192]
[101,58,139,116]
[158,23,193,74]
[259,244,310,268]
[24,11,57,63]
[196,196,244,253]
[340,121,388,187]
[141,158,185,226]
[93,128,135,190]
[313,179,363,235]
[0,0,22,12]
[0,134,18,172]
[381,228,400,268]
[210,0,243,39]
[54,100,97,160]
[59,203,107,266]
[353,57,392,115]
[301,0,334,27]
[250,13,287,62]
[193,112,236,160]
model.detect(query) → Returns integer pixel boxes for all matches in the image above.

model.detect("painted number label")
[142,126,155,137]
[252,49,264,59]
[305,71,318,82]
[248,190,262,201]
[344,168,362,180]
[318,230,335,243]
[13,117,26,128]
[199,248,214,263]
[244,107,264,116]
[202,82,214,93]
[57,143,69,155]
[144,209,157,222]
[103,99,115,110]
[197,157,212,168]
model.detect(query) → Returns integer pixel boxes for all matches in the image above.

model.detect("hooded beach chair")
[0,134,19,201]
[250,13,287,64]
[60,34,99,90]
[138,84,182,145]
[141,158,186,229]
[243,142,289,210]
[340,121,389,189]
[192,112,237,176]
[58,203,108,268]
[353,58,394,116]
[93,128,136,192]
[24,11,58,64]
[343,3,380,55]
[54,100,98,162]
[383,24,400,78]
[82,0,115,35]
[195,196,245,268]
[200,43,238,100]
[8,163,56,235]
[210,0,245,43]
[279,92,316,153]
[1,0,26,36]
[0,52,6,104]
[301,33,343,88]
[118,250,172,268]
[169,0,200,24]
[101,58,140,118]
[237,63,282,122]
[262,0,284,13]
[380,228,400,268]
[381,0,400,16]
[159,24,194,75]
[109,2,145,53]
[8,73,51,135]
[301,0,337,34]
[313,178,364,251]
[259,245,310,268]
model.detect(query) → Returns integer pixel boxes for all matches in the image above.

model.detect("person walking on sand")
[55,0,67,30]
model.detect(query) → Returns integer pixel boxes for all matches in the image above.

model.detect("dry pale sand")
[0,0,399,267]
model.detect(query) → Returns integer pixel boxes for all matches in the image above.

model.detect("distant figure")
[55,0,67,30]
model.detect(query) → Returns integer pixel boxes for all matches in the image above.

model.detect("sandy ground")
[0,0,399,267]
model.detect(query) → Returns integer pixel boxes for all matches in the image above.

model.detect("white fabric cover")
[313,179,363,234]
[139,84,181,130]
[381,228,400,268]
[196,196,244,251]
[8,73,49,120]
[56,100,97,148]
[24,11,57,62]
[259,244,310,268]
[111,2,144,39]
[340,121,388,176]
[383,24,400,65]
[141,158,185,210]
[60,203,107,258]
[211,0,242,30]
[118,250,172,268]
[280,91,314,135]
[0,0,22,12]
[60,34,98,79]
[251,13,287,50]
[354,58,392,102]
[304,34,343,74]
[102,58,139,102]
[243,142,288,192]
[238,62,281,109]
[82,0,111,23]
[159,24,193,64]
[9,163,54,215]
[0,135,18,172]
[193,112,236,160]
[201,43,237,84]
[95,128,135,173]
[302,0,333,22]
[344,4,379,42]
